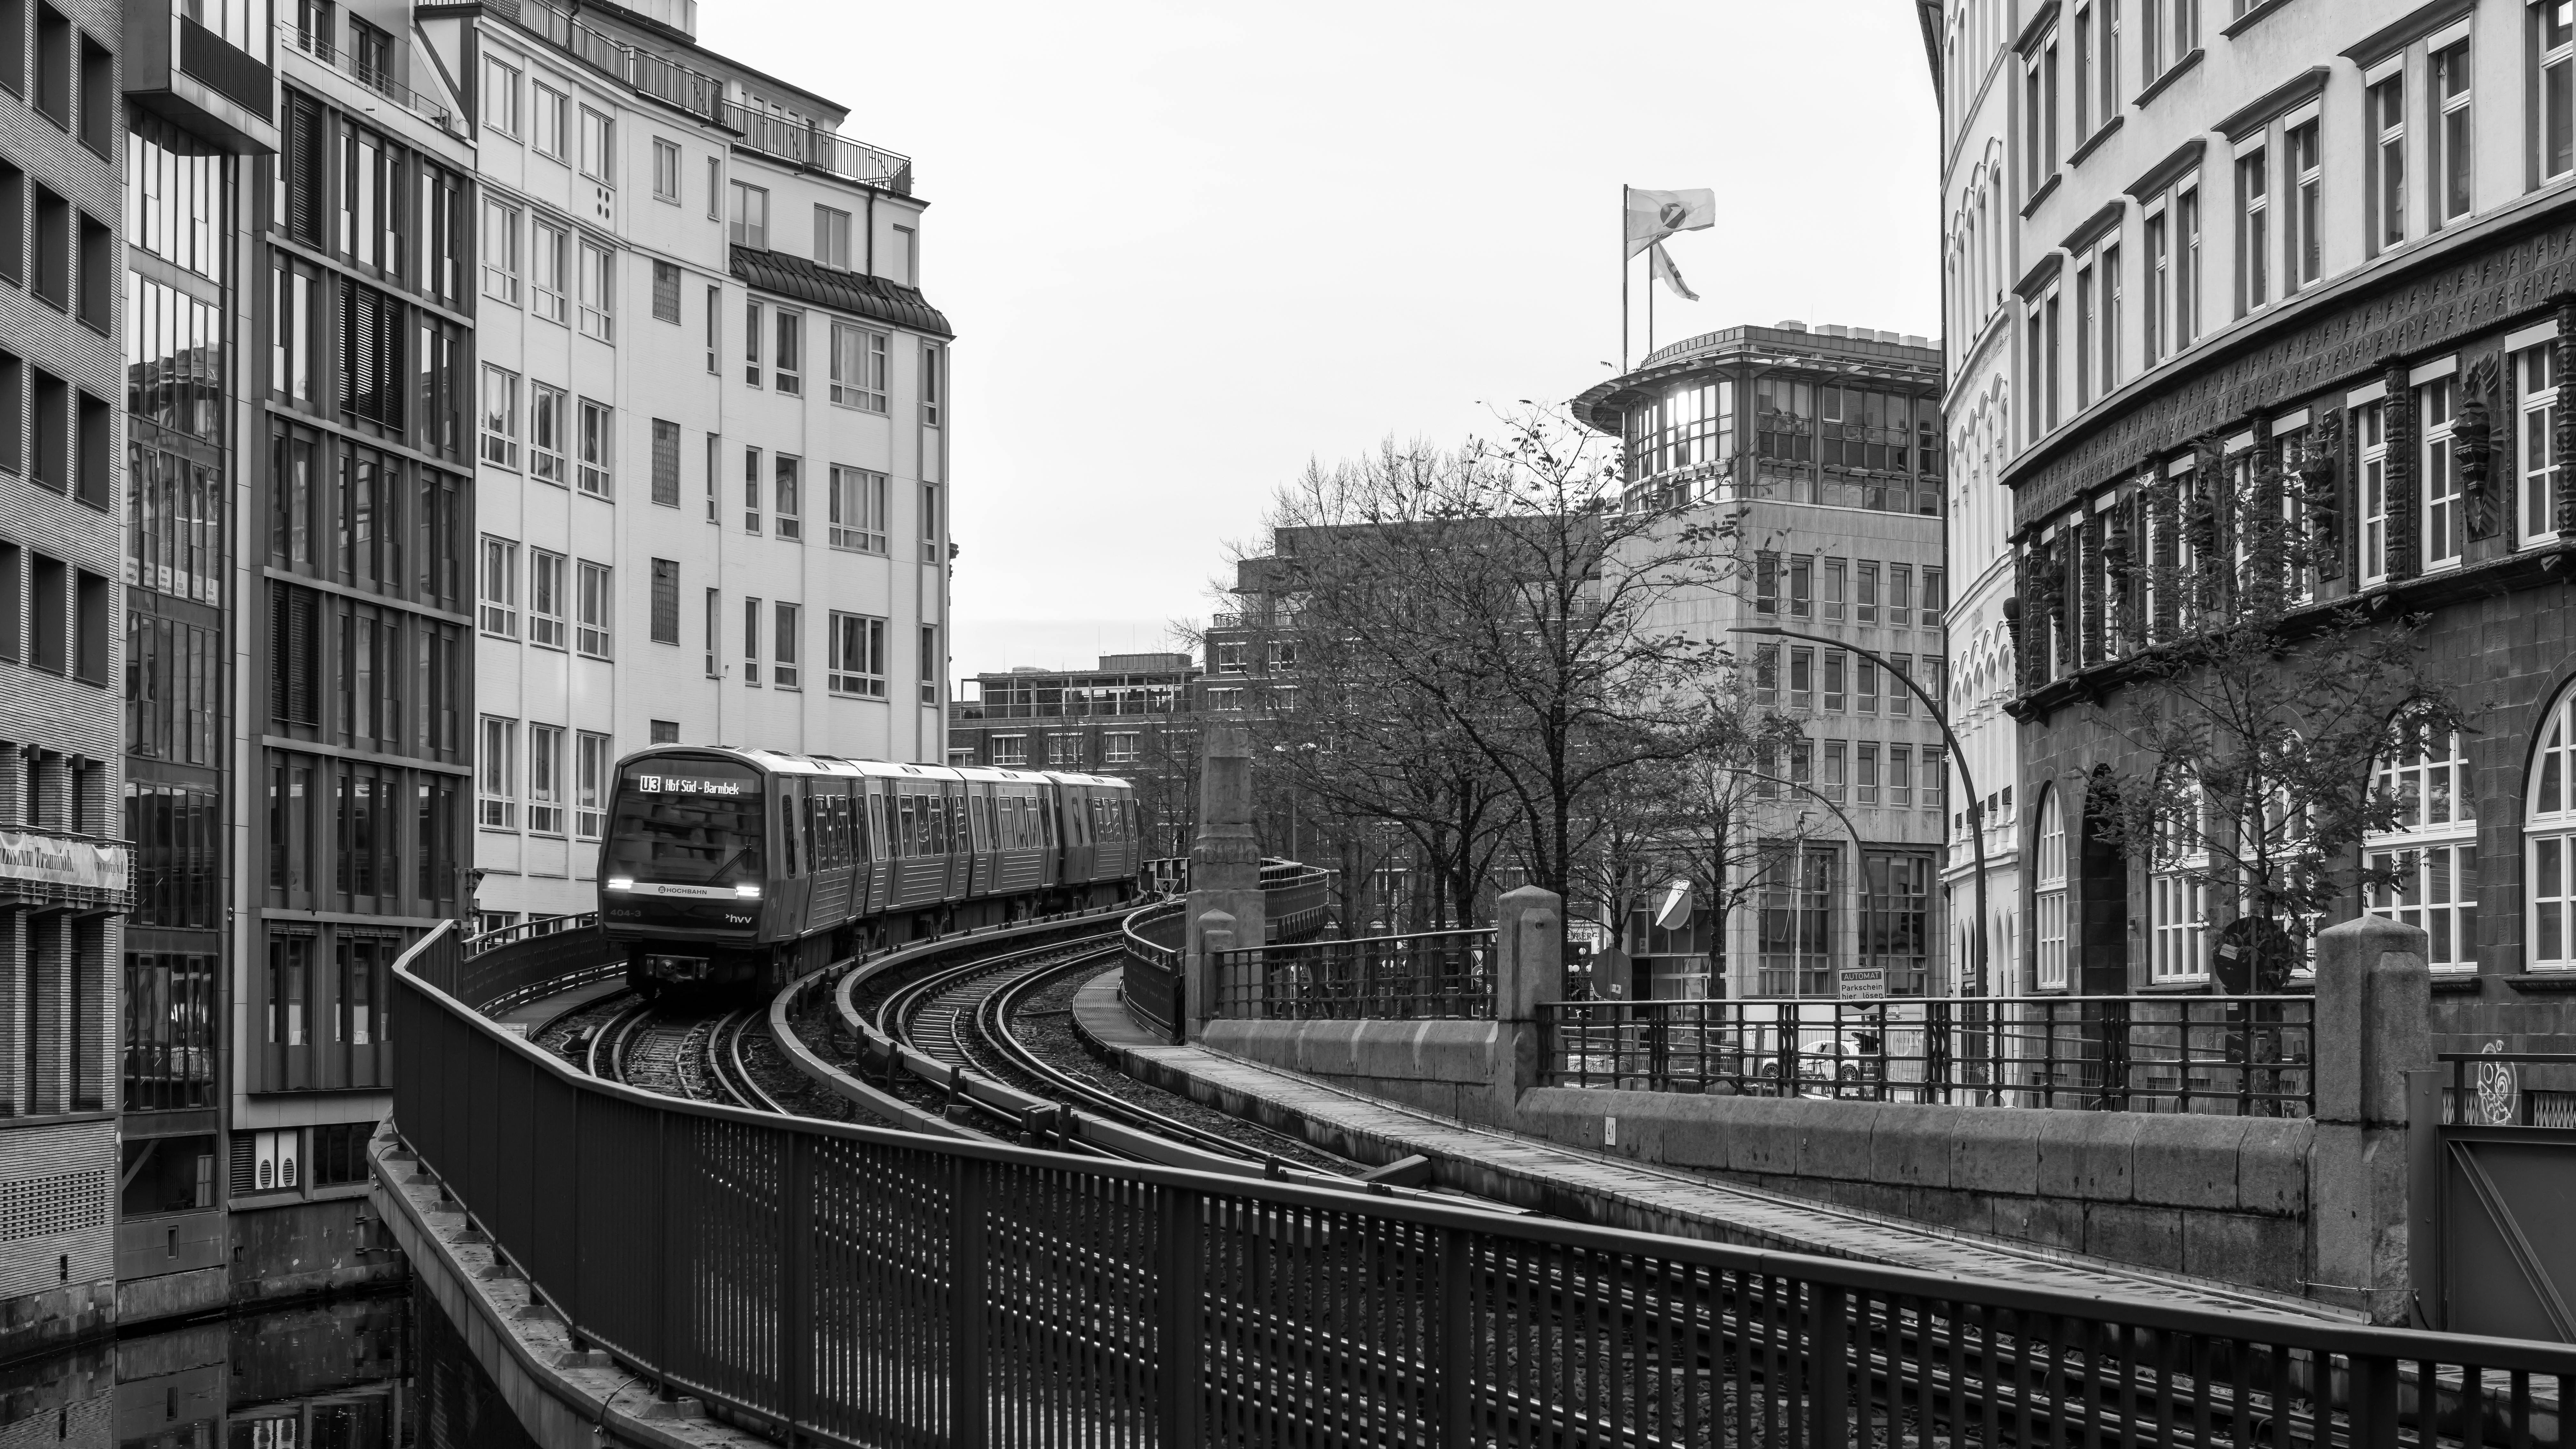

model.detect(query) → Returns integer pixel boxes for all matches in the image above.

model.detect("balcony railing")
[507,0,726,123]
[716,101,912,195]
[278,23,456,130]
[1542,993,2316,1116]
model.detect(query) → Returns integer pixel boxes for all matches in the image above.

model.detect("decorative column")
[2382,356,2418,582]
[2555,293,2576,539]
[1184,720,1263,1035]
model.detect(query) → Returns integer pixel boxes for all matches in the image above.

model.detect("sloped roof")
[728,245,953,339]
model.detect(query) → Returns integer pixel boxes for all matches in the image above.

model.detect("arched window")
[2034,786,2069,990]
[2366,727,2477,969]
[2530,689,2576,969]
[2150,775,2209,983]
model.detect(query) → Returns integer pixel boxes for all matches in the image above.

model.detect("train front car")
[598,748,779,995]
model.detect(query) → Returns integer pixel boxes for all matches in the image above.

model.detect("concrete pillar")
[2310,914,2431,1326]
[1184,721,1263,1038]
[1489,887,1564,1122]
[1190,911,1234,1031]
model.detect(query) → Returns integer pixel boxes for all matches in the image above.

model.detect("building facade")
[947,652,1201,860]
[1931,0,2023,1004]
[448,0,950,934]
[1575,323,1952,1000]
[0,0,133,1356]
[1970,0,2576,1031]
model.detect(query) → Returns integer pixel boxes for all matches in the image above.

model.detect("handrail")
[277,23,458,130]
[389,920,2576,1446]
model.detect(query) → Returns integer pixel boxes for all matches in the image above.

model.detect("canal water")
[0,1282,533,1449]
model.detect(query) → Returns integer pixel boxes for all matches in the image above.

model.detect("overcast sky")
[697,2,1943,680]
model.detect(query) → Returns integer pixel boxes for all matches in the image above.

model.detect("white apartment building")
[419,0,952,929]
[1929,0,2021,993]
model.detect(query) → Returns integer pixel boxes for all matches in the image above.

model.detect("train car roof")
[952,766,1052,786]
[1041,771,1134,790]
[618,745,968,784]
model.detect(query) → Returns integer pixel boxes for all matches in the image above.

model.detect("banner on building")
[0,831,131,892]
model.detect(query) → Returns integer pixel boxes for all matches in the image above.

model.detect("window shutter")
[287,97,323,246]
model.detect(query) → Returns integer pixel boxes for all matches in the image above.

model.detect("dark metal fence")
[418,915,621,1016]
[1213,929,1497,1021]
[1542,994,2316,1116]
[394,922,2576,1445]
[1120,902,1187,1041]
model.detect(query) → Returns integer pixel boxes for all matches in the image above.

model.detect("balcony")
[125,1,280,153]
[509,0,726,123]
[717,101,913,195]
[276,23,458,134]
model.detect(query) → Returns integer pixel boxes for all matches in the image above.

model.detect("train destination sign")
[633,774,745,796]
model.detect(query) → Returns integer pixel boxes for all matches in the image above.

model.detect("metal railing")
[715,102,913,195]
[392,920,2576,1445]
[277,23,457,130]
[423,914,620,1015]
[506,0,727,123]
[1117,863,1333,1040]
[1214,928,1497,1021]
[1120,900,1186,1039]
[2439,1050,2576,1129]
[1543,994,2317,1116]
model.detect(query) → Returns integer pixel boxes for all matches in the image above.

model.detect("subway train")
[597,745,1143,996]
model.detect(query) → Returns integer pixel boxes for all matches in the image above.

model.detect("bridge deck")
[1076,969,2358,1324]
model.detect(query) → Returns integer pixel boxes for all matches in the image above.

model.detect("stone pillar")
[1489,887,1564,1123]
[2310,915,2431,1326]
[1183,721,1263,1039]
[1190,910,1234,1032]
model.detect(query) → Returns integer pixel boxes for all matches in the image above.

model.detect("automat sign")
[1838,967,1887,1001]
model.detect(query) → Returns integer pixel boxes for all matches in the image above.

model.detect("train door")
[862,782,891,917]
[941,783,969,900]
[1062,782,1096,887]
[967,785,995,898]
[774,775,810,939]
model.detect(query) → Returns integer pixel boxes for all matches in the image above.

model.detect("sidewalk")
[1075,969,2355,1322]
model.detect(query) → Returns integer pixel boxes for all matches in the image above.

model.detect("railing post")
[1811,1283,1851,1449]
[1156,1185,1203,1446]
[1437,1225,1472,1445]
[2312,915,2431,1325]
[782,1131,810,1440]
[1929,1001,1953,1104]
[1489,888,1563,1127]
[949,1156,987,1444]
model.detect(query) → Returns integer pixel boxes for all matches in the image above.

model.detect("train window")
[898,794,918,858]
[953,795,972,854]
[778,781,801,876]
[605,761,766,887]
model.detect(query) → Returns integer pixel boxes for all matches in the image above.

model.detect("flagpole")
[1620,185,1630,373]
[1647,245,1656,356]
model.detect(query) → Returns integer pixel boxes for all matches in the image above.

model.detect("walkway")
[1075,969,2357,1323]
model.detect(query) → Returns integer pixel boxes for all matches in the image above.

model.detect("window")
[482,56,520,134]
[922,625,940,704]
[2235,146,2267,315]
[1820,740,1847,801]
[993,735,1027,767]
[530,220,567,324]
[1889,744,1912,807]
[923,344,944,426]
[2098,239,2121,393]
[650,558,679,644]
[2430,37,2472,230]
[923,484,942,561]
[830,612,886,696]
[479,536,518,636]
[831,323,888,411]
[2371,73,2407,251]
[2421,377,2460,570]
[730,181,768,249]
[704,588,720,677]
[577,732,611,837]
[650,720,679,745]
[578,239,614,339]
[528,549,566,649]
[481,199,521,306]
[2034,787,2068,989]
[2075,5,2095,140]
[2544,2,2576,184]
[1855,742,1879,804]
[478,365,519,467]
[1855,561,1879,624]
[1788,556,1812,618]
[1789,647,1814,711]
[831,466,889,553]
[1823,651,1846,712]
[577,398,612,497]
[2368,727,2478,970]
[2285,121,2321,292]
[2175,184,2200,348]
[890,223,916,284]
[641,417,677,508]
[1889,565,1913,628]
[743,446,762,532]
[1104,733,1141,764]
[1857,656,1880,714]
[774,602,799,688]
[652,260,680,323]
[1922,567,1947,624]
[745,300,762,386]
[775,455,802,540]
[2530,682,2576,968]
[531,83,566,159]
[2359,400,2389,583]
[1821,558,1846,621]
[2521,343,2559,548]
[527,724,564,834]
[1756,843,1836,996]
[652,138,680,202]
[1049,734,1084,767]
[1755,550,1779,614]
[2143,208,2168,363]
[2149,777,2208,982]
[577,561,611,658]
[774,311,803,396]
[742,596,761,684]
[706,284,721,373]
[529,384,567,486]
[578,106,613,183]
[478,716,515,827]
[816,205,852,268]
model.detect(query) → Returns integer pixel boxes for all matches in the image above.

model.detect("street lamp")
[1729,624,1993,998]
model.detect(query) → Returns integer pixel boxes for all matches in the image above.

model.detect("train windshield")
[605,762,767,886]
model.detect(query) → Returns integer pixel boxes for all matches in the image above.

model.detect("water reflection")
[0,1287,530,1449]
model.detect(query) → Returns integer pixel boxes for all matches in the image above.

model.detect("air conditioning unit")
[253,1131,301,1191]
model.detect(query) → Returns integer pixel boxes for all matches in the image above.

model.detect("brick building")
[948,652,1200,860]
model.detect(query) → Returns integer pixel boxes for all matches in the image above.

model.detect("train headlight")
[734,884,763,898]
[605,877,633,892]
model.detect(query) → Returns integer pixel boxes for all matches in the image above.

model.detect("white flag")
[1649,241,1699,302]
[1627,187,1716,258]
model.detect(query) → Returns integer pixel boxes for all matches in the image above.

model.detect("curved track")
[574,998,787,1114]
